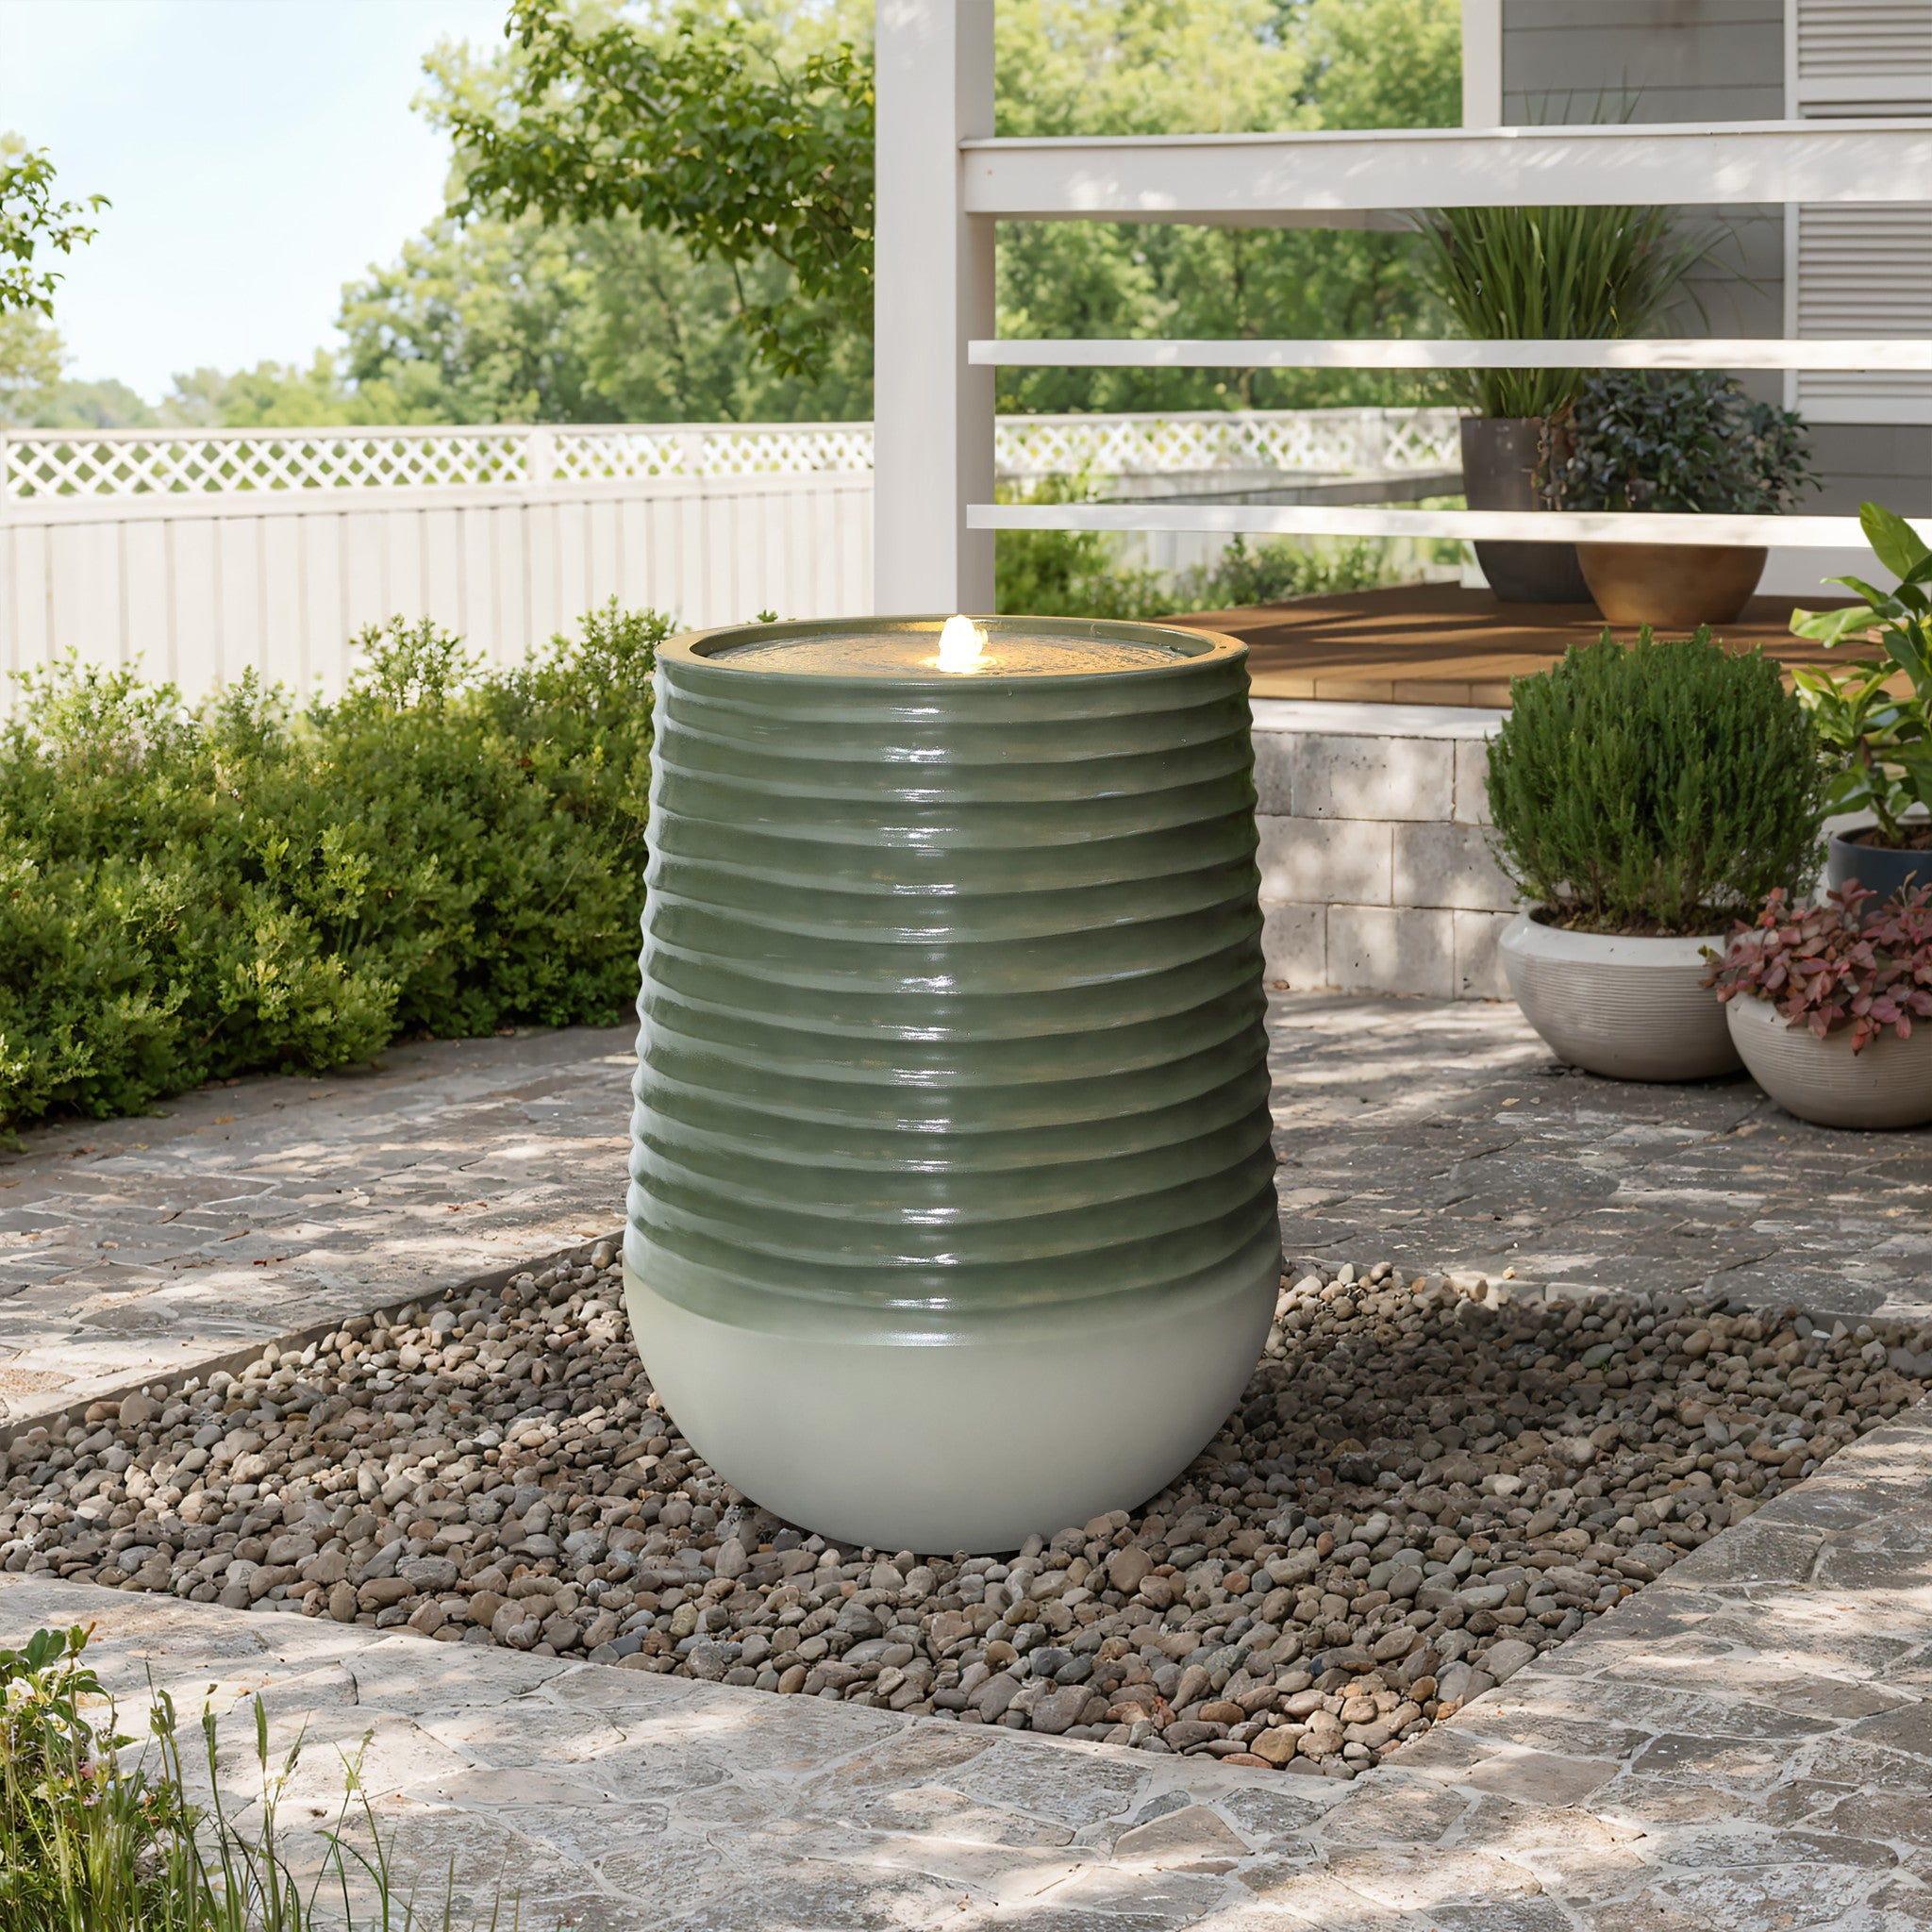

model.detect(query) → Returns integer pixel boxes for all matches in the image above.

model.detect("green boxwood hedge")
[0,602,664,1137]
[1485,628,1825,936]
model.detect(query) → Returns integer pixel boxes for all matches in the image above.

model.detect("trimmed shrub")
[1485,630,1825,935]
[0,601,662,1136]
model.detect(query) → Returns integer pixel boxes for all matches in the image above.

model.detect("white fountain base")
[620,1255,1280,1556]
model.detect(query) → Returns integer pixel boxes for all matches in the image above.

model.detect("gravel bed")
[4,1254,1928,1777]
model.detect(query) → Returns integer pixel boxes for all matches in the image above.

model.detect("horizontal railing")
[973,503,1930,549]
[0,408,1464,502]
[964,343,1932,547]
[973,339,1932,371]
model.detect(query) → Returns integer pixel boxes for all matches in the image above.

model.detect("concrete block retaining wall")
[1251,700,1516,1000]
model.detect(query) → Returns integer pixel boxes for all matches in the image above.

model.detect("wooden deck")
[1166,585,1857,708]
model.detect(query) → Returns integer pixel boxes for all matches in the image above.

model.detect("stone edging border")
[0,1228,626,1456]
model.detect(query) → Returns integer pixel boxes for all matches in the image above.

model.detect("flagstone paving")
[5,1387,1930,1927]
[1272,993,1932,1324]
[5,997,1932,1922]
[0,1024,633,1429]
[8,992,1932,1437]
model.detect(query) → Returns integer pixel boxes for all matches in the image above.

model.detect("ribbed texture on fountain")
[627,618,1279,1349]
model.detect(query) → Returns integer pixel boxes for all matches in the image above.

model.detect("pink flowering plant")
[1705,882,1932,1054]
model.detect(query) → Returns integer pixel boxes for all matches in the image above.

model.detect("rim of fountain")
[662,613,1248,683]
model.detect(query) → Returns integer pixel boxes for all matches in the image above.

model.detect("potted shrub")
[1790,500,1932,901]
[1490,630,1825,1080]
[1707,883,1932,1129]
[1414,204,1712,606]
[1544,371,1816,626]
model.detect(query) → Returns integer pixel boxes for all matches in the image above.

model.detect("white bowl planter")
[1499,911,1740,1082]
[1725,993,1932,1129]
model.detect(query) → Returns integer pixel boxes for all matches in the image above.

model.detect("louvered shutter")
[1793,0,1932,113]
[1789,3,1932,424]
[1793,205,1932,423]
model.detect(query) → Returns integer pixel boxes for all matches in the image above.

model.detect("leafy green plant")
[1196,534,1391,608]
[1411,205,1713,419]
[1486,630,1825,934]
[0,601,665,1137]
[1545,371,1815,514]
[1790,500,1932,850]
[993,475,1176,620]
[1,1623,535,1930]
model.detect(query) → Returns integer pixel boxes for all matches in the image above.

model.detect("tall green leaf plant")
[1790,500,1932,850]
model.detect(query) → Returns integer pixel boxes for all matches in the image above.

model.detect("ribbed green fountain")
[625,613,1280,1554]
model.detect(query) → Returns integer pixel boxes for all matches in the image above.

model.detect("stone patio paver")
[7,994,1932,1923]
[11,992,1932,1439]
[0,1569,1351,1929]
[0,1025,632,1427]
[1267,993,1932,1324]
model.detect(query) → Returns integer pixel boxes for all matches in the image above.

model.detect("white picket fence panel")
[0,409,1461,701]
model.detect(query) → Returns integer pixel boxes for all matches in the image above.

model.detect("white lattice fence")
[2,408,1463,499]
[551,425,880,480]
[0,408,1466,706]
[993,408,1463,480]
[5,429,534,498]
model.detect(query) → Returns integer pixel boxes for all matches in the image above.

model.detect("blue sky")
[1,0,509,398]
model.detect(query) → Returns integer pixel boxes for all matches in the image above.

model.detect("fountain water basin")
[625,614,1281,1553]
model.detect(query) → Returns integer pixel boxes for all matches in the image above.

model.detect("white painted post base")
[620,1255,1280,1556]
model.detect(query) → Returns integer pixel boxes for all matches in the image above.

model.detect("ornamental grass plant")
[1411,204,1715,420]
[1486,631,1826,936]
[0,602,663,1138]
[1,1624,533,1930]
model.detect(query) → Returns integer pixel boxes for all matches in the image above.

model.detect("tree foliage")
[445,0,874,382]
[0,308,63,416]
[9,2,1464,425]
[0,134,107,425]
[0,137,106,322]
[992,0,1461,415]
[412,0,1460,418]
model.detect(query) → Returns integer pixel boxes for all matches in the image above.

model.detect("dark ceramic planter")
[625,615,1282,1553]
[1826,824,1932,902]
[1459,415,1593,606]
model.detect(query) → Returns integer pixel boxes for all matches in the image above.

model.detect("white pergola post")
[874,0,996,616]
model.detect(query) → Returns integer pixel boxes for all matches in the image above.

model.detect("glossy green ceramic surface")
[626,615,1280,1349]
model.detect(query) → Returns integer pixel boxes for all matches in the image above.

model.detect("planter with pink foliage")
[1706,884,1932,1130]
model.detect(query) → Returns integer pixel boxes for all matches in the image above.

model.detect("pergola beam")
[962,119,1932,224]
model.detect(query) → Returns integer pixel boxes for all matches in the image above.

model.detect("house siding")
[1497,0,1931,567]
